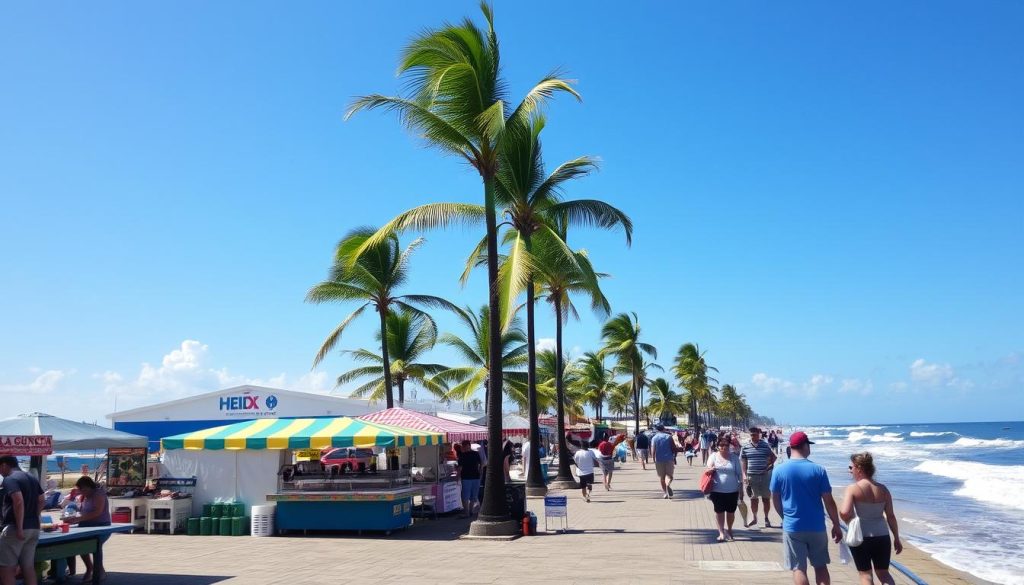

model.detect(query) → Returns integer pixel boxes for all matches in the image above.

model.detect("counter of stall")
[160,416,443,535]
[359,407,491,515]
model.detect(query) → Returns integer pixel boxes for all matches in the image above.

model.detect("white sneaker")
[663,493,669,499]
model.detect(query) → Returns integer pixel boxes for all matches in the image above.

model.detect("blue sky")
[1,1,1021,426]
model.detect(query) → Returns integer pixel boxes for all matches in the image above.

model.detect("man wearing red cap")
[769,431,843,585]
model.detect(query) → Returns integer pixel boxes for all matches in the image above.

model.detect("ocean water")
[796,421,1024,585]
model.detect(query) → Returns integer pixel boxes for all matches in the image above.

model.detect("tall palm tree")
[647,378,686,425]
[572,352,616,421]
[306,228,456,408]
[537,245,613,485]
[600,313,657,436]
[672,343,718,433]
[432,305,530,411]
[336,310,449,405]
[345,3,581,531]
[489,115,630,495]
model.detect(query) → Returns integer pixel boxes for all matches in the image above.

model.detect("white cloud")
[889,381,908,391]
[750,372,831,399]
[0,369,73,395]
[908,358,973,390]
[910,358,954,386]
[838,379,874,396]
[536,338,556,353]
[100,340,333,410]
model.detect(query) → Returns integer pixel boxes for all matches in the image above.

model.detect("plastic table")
[37,524,133,584]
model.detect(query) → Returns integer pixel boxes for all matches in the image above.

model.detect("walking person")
[0,455,44,585]
[572,441,600,502]
[635,430,650,470]
[596,435,616,491]
[741,427,778,528]
[699,428,712,464]
[770,431,843,585]
[840,453,903,585]
[456,440,482,518]
[707,436,744,541]
[651,424,681,499]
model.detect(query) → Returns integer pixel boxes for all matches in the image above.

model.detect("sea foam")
[914,460,1024,511]
[909,431,958,438]
[951,437,1024,449]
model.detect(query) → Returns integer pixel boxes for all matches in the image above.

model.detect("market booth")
[161,416,442,535]
[359,408,488,514]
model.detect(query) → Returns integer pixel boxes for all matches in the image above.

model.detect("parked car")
[320,447,375,474]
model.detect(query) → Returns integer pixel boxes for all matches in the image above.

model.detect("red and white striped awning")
[359,408,489,443]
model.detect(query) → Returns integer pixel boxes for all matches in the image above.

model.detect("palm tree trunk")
[553,295,575,485]
[378,308,394,409]
[524,274,545,494]
[632,374,640,436]
[397,377,405,406]
[478,175,508,524]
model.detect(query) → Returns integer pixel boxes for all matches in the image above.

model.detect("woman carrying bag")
[706,436,744,542]
[839,452,903,585]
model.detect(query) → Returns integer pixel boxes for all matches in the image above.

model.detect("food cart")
[359,408,489,514]
[161,416,442,535]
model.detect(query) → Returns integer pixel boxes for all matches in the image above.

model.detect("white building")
[107,385,379,451]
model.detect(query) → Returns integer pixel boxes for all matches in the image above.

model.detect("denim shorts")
[782,530,830,571]
[461,479,481,502]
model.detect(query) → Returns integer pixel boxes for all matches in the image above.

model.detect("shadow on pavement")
[676,527,783,544]
[104,574,231,584]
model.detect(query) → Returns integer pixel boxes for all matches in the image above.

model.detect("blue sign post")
[544,495,568,532]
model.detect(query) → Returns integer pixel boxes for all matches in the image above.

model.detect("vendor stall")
[359,408,488,514]
[161,416,442,535]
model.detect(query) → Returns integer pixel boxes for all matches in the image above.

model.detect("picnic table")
[36,524,134,584]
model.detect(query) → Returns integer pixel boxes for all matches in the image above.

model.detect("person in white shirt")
[522,439,536,483]
[572,441,600,502]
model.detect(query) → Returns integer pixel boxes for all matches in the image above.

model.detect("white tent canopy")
[0,413,148,451]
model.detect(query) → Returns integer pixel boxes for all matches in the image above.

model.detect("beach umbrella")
[0,413,147,451]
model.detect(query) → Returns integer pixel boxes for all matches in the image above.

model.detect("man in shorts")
[650,425,681,499]
[1,455,44,585]
[572,442,599,502]
[741,426,778,528]
[634,430,650,470]
[456,440,482,518]
[770,432,843,585]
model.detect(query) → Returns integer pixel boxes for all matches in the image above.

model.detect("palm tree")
[432,305,530,411]
[493,115,630,495]
[536,349,581,417]
[336,310,449,405]
[536,245,615,485]
[672,343,718,433]
[600,313,657,436]
[345,3,580,531]
[647,378,686,425]
[572,352,616,420]
[306,228,456,409]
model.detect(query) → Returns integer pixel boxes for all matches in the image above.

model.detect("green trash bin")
[218,517,232,536]
[230,502,244,517]
[211,503,224,518]
[201,503,213,517]
[231,516,248,536]
[187,518,200,536]
[199,517,213,536]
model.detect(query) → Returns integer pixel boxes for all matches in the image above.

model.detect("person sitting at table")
[64,477,110,583]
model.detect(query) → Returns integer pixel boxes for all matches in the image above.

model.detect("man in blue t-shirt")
[770,432,842,585]
[650,425,681,499]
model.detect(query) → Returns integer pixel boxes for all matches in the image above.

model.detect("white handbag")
[845,515,864,547]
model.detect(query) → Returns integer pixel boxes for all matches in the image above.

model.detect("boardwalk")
[95,459,985,585]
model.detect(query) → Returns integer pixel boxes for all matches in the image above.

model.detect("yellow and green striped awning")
[160,417,442,451]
